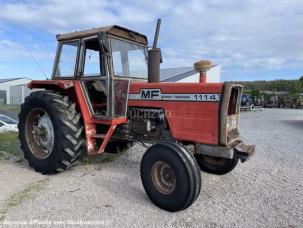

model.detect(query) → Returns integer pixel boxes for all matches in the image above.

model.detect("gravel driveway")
[0,109,302,227]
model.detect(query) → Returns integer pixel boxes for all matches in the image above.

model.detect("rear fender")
[28,80,94,153]
[28,80,77,103]
[28,80,74,90]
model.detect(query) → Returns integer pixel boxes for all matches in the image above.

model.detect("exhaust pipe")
[148,19,162,83]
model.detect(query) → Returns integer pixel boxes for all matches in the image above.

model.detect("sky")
[0,0,302,81]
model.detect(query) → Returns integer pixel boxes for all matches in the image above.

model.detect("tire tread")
[18,90,86,174]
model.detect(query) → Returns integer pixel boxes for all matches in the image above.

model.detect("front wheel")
[194,154,238,175]
[140,142,201,212]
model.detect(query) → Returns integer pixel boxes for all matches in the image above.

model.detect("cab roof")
[56,25,148,45]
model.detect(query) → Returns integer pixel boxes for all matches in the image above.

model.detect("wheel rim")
[25,108,54,159]
[151,161,176,195]
[203,155,226,166]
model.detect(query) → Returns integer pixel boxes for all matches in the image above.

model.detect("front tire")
[140,142,201,212]
[194,154,238,175]
[18,91,85,174]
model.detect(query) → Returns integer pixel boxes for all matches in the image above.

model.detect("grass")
[0,132,20,157]
[0,179,49,221]
[81,150,129,171]
[81,143,130,166]
[82,153,116,164]
[0,131,126,167]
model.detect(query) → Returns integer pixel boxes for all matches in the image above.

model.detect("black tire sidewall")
[19,92,67,172]
[141,143,196,212]
[195,154,238,175]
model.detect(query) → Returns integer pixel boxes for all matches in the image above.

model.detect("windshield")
[111,38,147,79]
[0,115,17,124]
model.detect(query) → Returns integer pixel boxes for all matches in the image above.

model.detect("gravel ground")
[0,109,302,227]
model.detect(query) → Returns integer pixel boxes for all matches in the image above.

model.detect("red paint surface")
[129,82,223,145]
[29,80,223,148]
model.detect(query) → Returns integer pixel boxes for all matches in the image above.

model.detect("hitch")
[195,141,256,162]
[234,143,256,162]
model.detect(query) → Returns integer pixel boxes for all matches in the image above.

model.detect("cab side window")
[55,41,79,77]
[83,39,106,77]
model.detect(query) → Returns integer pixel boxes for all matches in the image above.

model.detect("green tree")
[250,89,261,99]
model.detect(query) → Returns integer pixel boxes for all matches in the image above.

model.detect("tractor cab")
[53,26,148,119]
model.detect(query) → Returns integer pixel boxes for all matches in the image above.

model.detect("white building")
[160,65,221,83]
[0,78,32,105]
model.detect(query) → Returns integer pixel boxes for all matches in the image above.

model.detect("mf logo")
[140,89,161,99]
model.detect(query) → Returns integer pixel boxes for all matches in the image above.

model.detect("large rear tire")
[194,154,238,175]
[18,91,85,174]
[140,142,201,212]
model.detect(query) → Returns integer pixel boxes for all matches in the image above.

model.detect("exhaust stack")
[148,19,162,83]
[194,60,212,83]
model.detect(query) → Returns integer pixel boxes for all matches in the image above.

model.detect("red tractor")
[18,20,255,212]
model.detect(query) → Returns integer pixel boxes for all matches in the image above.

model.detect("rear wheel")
[18,91,85,174]
[140,142,201,212]
[194,154,238,175]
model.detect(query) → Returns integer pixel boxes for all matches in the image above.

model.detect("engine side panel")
[128,82,223,145]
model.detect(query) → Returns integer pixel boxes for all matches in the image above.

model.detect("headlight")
[227,116,239,130]
[227,119,231,129]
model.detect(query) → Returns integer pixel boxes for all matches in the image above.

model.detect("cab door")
[80,35,130,119]
[79,36,110,118]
